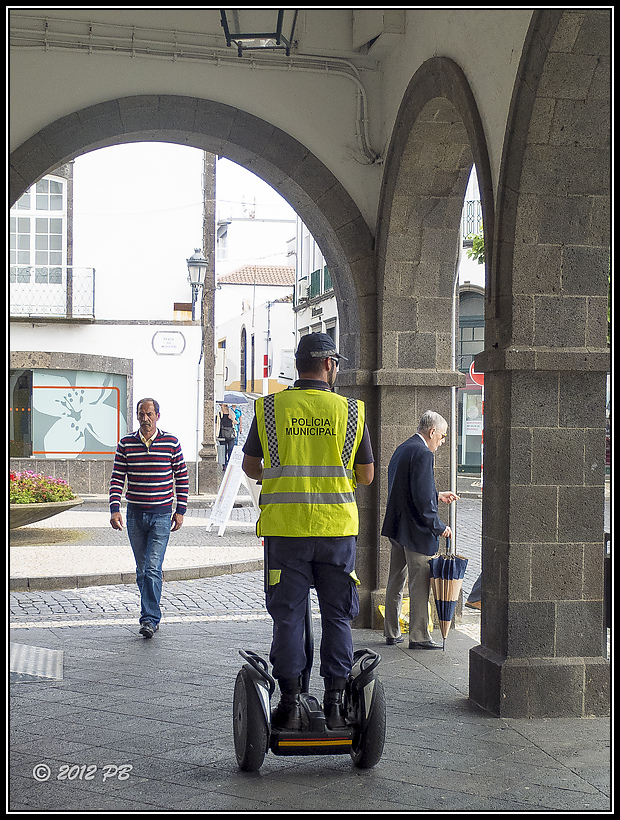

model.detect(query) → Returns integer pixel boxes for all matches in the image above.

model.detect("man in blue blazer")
[381,411,459,649]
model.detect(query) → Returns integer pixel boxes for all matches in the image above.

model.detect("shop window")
[9,370,33,457]
[10,369,128,460]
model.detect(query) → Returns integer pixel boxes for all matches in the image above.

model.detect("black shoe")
[271,695,302,731]
[139,622,158,639]
[408,640,442,650]
[385,636,404,645]
[323,686,347,730]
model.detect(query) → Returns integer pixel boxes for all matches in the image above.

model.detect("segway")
[233,594,386,772]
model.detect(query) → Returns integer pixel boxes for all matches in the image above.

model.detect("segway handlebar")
[239,649,276,697]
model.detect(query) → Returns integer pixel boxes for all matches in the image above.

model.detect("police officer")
[242,333,374,730]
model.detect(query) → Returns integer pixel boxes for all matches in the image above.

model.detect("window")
[216,222,229,260]
[310,269,321,298]
[9,370,33,457]
[240,328,247,391]
[10,176,67,284]
[35,178,64,211]
[9,217,32,278]
[458,291,484,372]
[10,369,127,460]
[324,266,333,292]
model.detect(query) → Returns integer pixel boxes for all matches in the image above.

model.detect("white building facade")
[10,147,210,491]
[215,266,295,396]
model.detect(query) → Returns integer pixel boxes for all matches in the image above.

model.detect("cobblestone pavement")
[9,493,609,645]
[9,571,269,628]
[9,499,482,624]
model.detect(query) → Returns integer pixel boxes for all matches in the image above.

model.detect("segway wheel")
[350,678,386,769]
[233,667,269,772]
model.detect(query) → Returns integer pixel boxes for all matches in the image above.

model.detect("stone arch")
[470,8,610,717]
[10,95,381,618]
[376,57,493,377]
[372,57,493,600]
[9,95,374,369]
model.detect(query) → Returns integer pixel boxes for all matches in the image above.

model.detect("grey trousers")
[383,538,433,643]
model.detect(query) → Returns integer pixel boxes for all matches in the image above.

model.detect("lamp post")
[188,155,220,494]
[187,248,209,321]
[220,9,298,57]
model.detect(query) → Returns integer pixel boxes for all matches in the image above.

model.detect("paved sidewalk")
[9,493,263,592]
[9,477,611,812]
[9,607,611,812]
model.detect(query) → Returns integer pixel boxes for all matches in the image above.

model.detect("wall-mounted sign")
[152,331,186,356]
[469,360,484,386]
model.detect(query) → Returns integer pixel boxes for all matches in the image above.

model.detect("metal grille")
[9,266,95,318]
[461,200,482,238]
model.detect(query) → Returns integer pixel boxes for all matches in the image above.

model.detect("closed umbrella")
[428,549,468,650]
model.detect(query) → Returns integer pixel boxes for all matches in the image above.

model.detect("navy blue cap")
[295,332,347,361]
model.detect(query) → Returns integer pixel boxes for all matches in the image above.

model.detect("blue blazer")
[381,434,446,555]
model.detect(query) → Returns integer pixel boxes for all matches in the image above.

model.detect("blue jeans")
[126,506,172,627]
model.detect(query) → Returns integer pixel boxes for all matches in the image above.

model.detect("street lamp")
[220,9,298,57]
[187,248,209,321]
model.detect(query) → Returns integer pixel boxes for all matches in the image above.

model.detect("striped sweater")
[109,429,189,515]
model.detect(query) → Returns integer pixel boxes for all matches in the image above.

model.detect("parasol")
[428,548,468,650]
[218,392,249,405]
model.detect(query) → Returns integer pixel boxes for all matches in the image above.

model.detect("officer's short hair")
[295,356,325,376]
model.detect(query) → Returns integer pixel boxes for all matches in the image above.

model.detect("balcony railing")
[462,199,483,239]
[9,266,95,319]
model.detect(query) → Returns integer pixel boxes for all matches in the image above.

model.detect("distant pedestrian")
[109,398,189,638]
[230,404,243,444]
[217,403,236,470]
[381,411,458,649]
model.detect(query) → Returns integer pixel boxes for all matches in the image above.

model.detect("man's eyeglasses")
[329,358,339,369]
[434,429,448,440]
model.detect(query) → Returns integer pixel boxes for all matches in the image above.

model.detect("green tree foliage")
[466,231,485,265]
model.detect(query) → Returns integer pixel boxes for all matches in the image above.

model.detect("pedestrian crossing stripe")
[10,643,63,680]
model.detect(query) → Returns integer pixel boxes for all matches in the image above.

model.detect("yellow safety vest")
[255,388,365,537]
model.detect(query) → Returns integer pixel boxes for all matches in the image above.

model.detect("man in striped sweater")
[109,398,189,638]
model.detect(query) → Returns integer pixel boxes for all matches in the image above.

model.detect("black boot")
[323,677,347,730]
[271,677,302,731]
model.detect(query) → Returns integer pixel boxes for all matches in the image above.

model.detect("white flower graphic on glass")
[33,373,120,458]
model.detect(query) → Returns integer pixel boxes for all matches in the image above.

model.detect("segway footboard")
[271,694,354,757]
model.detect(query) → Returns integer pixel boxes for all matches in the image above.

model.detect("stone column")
[469,350,609,717]
[197,152,220,494]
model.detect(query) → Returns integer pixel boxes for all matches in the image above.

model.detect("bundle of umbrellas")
[428,549,469,650]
